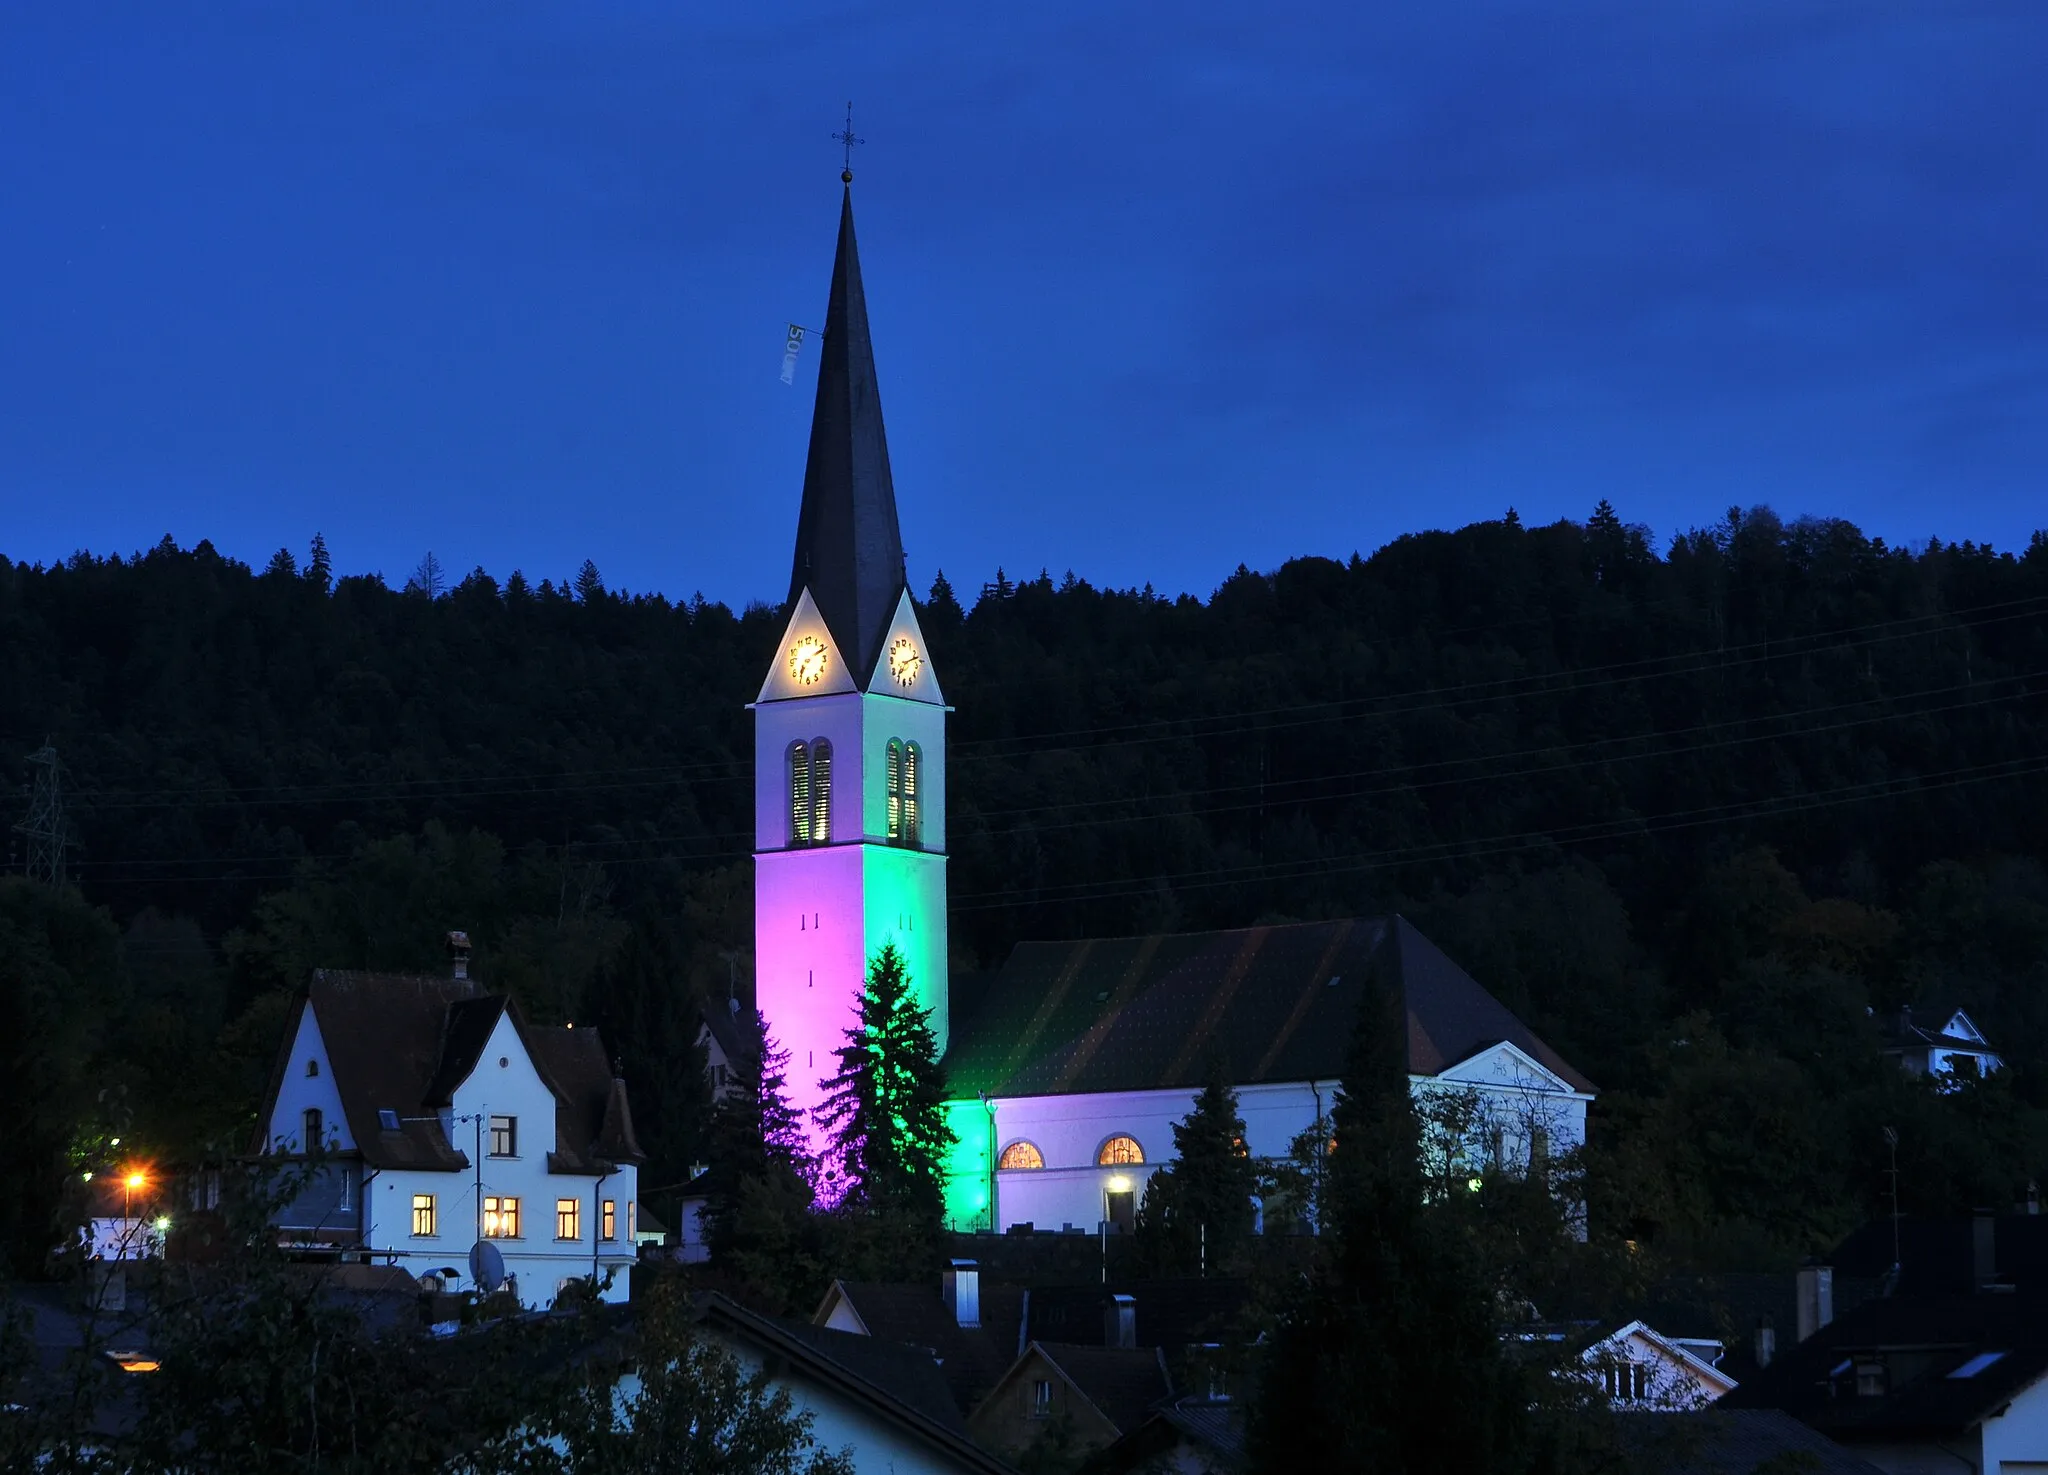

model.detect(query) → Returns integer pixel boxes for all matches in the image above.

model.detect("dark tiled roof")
[1720,1290,2048,1440]
[529,1026,646,1169]
[787,187,907,685]
[944,916,1593,1098]
[698,1001,749,1069]
[255,970,642,1175]
[1025,1280,1250,1353]
[1155,1401,1246,1460]
[1033,1342,1172,1434]
[696,1295,1011,1474]
[767,1318,968,1433]
[1614,1410,1883,1474]
[824,1279,1028,1415]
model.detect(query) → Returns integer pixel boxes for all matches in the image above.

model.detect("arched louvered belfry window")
[886,739,923,848]
[789,739,834,847]
[810,739,832,842]
[901,741,921,847]
[789,741,813,846]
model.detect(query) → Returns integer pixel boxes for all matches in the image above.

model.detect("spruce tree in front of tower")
[815,944,956,1262]
[704,1013,826,1311]
[1133,1054,1260,1276]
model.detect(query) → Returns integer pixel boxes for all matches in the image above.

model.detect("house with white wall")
[254,940,644,1308]
[940,917,1594,1236]
[1881,1004,2004,1084]
[1580,1320,1737,1410]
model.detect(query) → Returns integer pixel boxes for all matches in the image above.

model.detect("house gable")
[265,1000,354,1153]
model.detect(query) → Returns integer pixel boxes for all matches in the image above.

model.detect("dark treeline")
[4,504,2048,1277]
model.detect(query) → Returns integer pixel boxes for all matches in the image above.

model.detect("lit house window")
[789,739,835,847]
[556,1198,581,1241]
[1098,1136,1145,1166]
[628,1202,638,1239]
[886,740,922,846]
[489,1115,517,1157]
[999,1141,1045,1170]
[602,1200,617,1240]
[482,1196,520,1239]
[303,1108,323,1151]
[411,1194,436,1237]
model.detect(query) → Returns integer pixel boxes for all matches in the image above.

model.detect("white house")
[254,941,644,1309]
[1581,1320,1737,1410]
[1881,1004,2004,1084]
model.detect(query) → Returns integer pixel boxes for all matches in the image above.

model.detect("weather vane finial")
[833,101,864,183]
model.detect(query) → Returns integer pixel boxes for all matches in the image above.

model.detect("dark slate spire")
[788,186,906,685]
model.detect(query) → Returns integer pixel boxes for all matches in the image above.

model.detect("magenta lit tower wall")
[751,185,950,1146]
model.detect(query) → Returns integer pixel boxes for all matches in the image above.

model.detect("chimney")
[1796,1265,1834,1341]
[943,1260,980,1329]
[446,931,472,983]
[1974,1209,1997,1289]
[1753,1318,1775,1370]
[1105,1293,1137,1350]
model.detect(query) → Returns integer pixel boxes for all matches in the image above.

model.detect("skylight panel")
[1949,1352,2006,1379]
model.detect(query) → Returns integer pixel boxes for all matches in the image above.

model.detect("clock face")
[887,636,922,687]
[788,635,829,686]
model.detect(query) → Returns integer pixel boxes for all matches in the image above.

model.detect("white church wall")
[986,1075,1589,1234]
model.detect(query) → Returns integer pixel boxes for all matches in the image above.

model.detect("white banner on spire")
[779,324,806,385]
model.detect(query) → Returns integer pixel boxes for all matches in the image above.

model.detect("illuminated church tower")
[753,184,948,1134]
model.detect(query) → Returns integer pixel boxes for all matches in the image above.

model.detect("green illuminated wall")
[941,1097,995,1232]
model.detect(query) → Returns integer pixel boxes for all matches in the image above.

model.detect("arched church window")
[998,1140,1045,1170]
[1097,1135,1144,1167]
[886,740,923,847]
[788,739,833,847]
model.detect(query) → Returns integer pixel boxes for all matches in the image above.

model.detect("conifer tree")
[305,531,332,591]
[705,1012,813,1259]
[1249,984,1543,1473]
[1133,1055,1258,1275]
[815,944,955,1233]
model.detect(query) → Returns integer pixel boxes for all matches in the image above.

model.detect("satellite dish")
[468,1239,506,1293]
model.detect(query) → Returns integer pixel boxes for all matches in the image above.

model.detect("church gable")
[1432,1039,1581,1097]
[757,587,859,703]
[863,589,945,704]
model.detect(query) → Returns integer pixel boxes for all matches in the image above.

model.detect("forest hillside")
[4,501,2047,1275]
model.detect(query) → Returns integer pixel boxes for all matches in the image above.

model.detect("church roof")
[788,186,906,685]
[943,916,1595,1099]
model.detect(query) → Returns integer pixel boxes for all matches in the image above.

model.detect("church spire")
[788,185,906,687]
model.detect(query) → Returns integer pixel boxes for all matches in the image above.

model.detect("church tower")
[753,185,949,1135]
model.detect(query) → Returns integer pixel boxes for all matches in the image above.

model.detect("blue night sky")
[3,4,2045,606]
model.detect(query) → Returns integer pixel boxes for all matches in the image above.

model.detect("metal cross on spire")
[832,101,864,183]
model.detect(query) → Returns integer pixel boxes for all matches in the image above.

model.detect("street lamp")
[123,1171,147,1257]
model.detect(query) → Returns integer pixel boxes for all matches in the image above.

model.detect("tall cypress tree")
[815,944,955,1236]
[1249,983,1541,1473]
[1133,1055,1259,1275]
